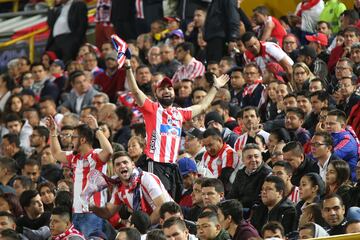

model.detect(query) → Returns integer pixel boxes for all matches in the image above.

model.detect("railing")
[0,0,19,12]
[309,233,360,240]
[0,7,96,62]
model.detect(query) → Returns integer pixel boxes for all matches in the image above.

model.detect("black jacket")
[41,164,64,185]
[326,219,347,236]
[291,157,319,186]
[251,198,297,235]
[228,163,272,209]
[46,0,88,49]
[204,0,240,41]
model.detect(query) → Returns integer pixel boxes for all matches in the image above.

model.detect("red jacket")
[94,68,126,101]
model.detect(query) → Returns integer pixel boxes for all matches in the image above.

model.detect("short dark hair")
[241,106,260,118]
[23,159,40,169]
[52,206,72,222]
[241,31,257,43]
[117,227,141,240]
[211,100,229,111]
[0,211,16,224]
[299,223,315,236]
[261,221,285,238]
[74,124,94,145]
[253,5,270,15]
[310,91,329,102]
[286,107,305,120]
[55,191,73,213]
[0,228,21,240]
[321,193,344,209]
[317,21,330,28]
[33,126,50,142]
[130,211,151,234]
[19,190,39,208]
[159,202,182,219]
[146,229,166,240]
[197,211,219,224]
[201,178,224,194]
[344,26,360,37]
[175,42,195,56]
[12,176,32,190]
[264,176,285,196]
[202,128,222,140]
[0,157,17,174]
[327,109,347,124]
[191,87,207,99]
[220,56,235,67]
[163,216,187,231]
[30,62,45,70]
[273,161,293,176]
[115,106,133,126]
[69,70,86,84]
[282,141,304,157]
[112,151,132,164]
[313,131,333,147]
[217,199,243,224]
[341,10,359,25]
[296,90,310,100]
[130,123,146,138]
[4,113,22,125]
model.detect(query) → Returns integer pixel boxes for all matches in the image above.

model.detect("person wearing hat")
[49,59,66,91]
[205,111,238,148]
[297,45,328,82]
[306,32,330,63]
[94,50,126,102]
[169,29,185,48]
[184,128,205,162]
[177,157,198,208]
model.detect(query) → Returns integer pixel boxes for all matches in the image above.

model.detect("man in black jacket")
[282,141,319,186]
[322,194,347,235]
[228,143,272,210]
[204,0,240,62]
[250,175,297,235]
[46,0,88,62]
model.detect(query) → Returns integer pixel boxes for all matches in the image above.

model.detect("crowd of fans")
[2,0,360,239]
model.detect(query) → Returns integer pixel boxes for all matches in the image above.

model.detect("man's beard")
[158,97,175,107]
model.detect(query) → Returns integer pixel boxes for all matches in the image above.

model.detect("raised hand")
[45,115,57,133]
[213,74,230,88]
[84,115,98,129]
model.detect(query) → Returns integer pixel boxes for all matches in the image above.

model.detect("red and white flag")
[111,34,129,69]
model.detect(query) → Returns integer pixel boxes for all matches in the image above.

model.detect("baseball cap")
[105,51,118,61]
[347,206,360,221]
[164,16,181,23]
[52,59,65,70]
[169,29,184,39]
[204,111,224,128]
[298,45,317,59]
[178,157,197,176]
[305,32,328,46]
[185,128,204,139]
[156,77,173,88]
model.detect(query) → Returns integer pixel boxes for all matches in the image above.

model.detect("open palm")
[214,74,230,88]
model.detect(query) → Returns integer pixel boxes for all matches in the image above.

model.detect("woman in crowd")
[4,94,23,115]
[260,80,279,122]
[0,193,23,218]
[296,173,325,217]
[292,62,316,92]
[127,136,146,166]
[37,182,56,212]
[325,160,352,210]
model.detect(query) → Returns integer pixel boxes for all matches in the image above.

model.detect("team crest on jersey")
[160,124,181,137]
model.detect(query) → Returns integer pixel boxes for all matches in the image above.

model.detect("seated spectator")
[285,107,311,149]
[12,176,32,198]
[207,61,220,77]
[37,182,56,212]
[182,178,204,222]
[272,161,300,203]
[196,211,231,240]
[201,178,224,207]
[94,51,126,102]
[228,143,272,209]
[172,42,205,84]
[229,67,246,106]
[321,194,347,235]
[199,128,238,190]
[184,128,205,163]
[0,157,17,194]
[83,52,103,78]
[204,111,238,148]
[50,206,85,240]
[116,227,141,240]
[251,176,297,235]
[299,222,329,239]
[282,34,300,62]
[163,217,189,240]
[49,59,66,91]
[219,57,235,76]
[337,76,360,116]
[91,93,109,112]
[346,220,360,234]
[22,159,46,188]
[20,89,38,110]
[217,199,259,240]
[239,63,265,108]
[30,63,59,102]
[350,42,360,76]
[0,211,17,232]
[282,141,319,186]
[175,79,193,108]
[0,193,23,218]
[261,221,286,240]
[306,32,330,63]
[325,109,360,181]
[299,203,327,228]
[155,44,181,78]
[292,62,316,92]
[59,71,99,114]
[112,106,133,148]
[242,31,294,76]
[177,158,198,208]
[17,190,51,232]
[309,78,327,93]
[2,133,27,171]
[297,45,328,83]
[39,96,64,127]
[29,126,49,161]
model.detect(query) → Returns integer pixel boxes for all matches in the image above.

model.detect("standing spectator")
[217,199,259,240]
[284,107,311,148]
[325,109,360,181]
[163,217,190,240]
[172,42,205,84]
[94,51,126,102]
[250,176,297,235]
[297,46,328,83]
[29,126,49,161]
[242,32,294,76]
[306,32,330,63]
[4,114,32,155]
[253,6,287,47]
[83,52,104,79]
[196,211,231,240]
[184,7,207,54]
[31,63,59,102]
[319,0,346,34]
[321,194,347,235]
[1,134,26,173]
[0,74,13,112]
[95,0,114,49]
[239,63,265,108]
[203,0,240,62]
[177,157,198,208]
[47,116,113,238]
[156,44,181,78]
[46,0,88,62]
[0,157,17,194]
[40,145,63,185]
[60,71,99,114]
[39,96,63,127]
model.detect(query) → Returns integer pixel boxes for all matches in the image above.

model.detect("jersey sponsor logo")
[160,124,181,137]
[150,130,157,153]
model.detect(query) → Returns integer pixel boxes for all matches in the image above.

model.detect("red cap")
[305,33,328,46]
[156,77,173,88]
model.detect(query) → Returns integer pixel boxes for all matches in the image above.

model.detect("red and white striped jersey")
[244,41,293,74]
[135,0,144,19]
[66,149,108,213]
[110,168,173,214]
[172,57,205,84]
[288,186,300,203]
[139,99,192,163]
[200,144,239,178]
[234,130,270,152]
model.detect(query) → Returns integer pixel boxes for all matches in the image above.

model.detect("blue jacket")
[332,130,359,181]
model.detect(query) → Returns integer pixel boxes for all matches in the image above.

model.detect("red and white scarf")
[52,224,84,240]
[296,0,321,17]
[242,80,262,98]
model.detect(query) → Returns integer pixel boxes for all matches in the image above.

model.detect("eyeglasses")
[243,71,258,76]
[60,133,72,138]
[310,142,327,147]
